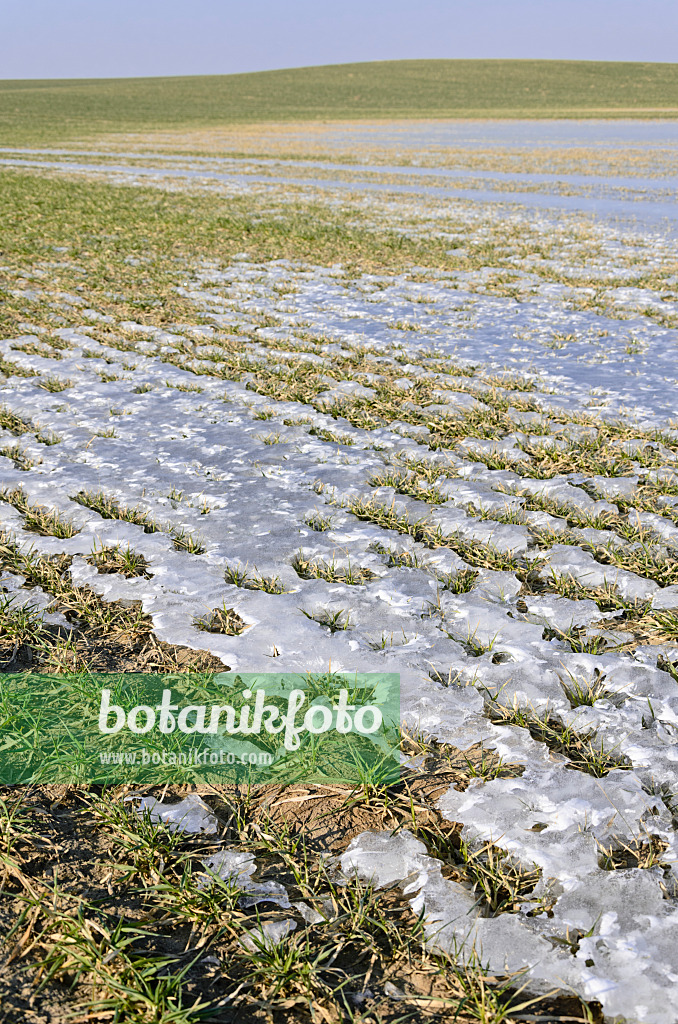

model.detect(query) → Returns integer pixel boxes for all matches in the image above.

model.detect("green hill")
[1,59,678,146]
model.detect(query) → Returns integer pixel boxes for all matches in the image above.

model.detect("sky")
[2,0,677,80]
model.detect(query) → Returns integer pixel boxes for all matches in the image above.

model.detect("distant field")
[1,59,678,147]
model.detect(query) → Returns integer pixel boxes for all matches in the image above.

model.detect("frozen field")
[2,122,678,1021]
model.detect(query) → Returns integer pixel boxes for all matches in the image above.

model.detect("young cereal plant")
[597,831,669,873]
[369,469,444,504]
[87,544,152,579]
[249,573,287,594]
[36,430,61,446]
[308,425,355,446]
[292,552,376,585]
[459,839,541,916]
[224,564,250,587]
[345,495,523,572]
[543,624,611,655]
[72,491,160,534]
[489,700,631,777]
[35,376,73,392]
[413,817,541,917]
[395,452,457,484]
[0,792,40,857]
[453,626,501,658]
[166,380,204,393]
[195,603,248,635]
[0,407,35,435]
[88,794,188,881]
[646,609,678,643]
[401,728,517,783]
[559,668,621,708]
[31,903,216,1020]
[283,416,313,427]
[0,595,48,661]
[0,445,39,471]
[172,528,206,555]
[603,607,678,647]
[600,541,678,589]
[461,744,516,782]
[303,511,333,532]
[389,319,420,331]
[0,488,79,538]
[366,628,412,650]
[475,503,527,527]
[301,607,352,633]
[435,567,479,593]
[224,564,286,594]
[346,496,442,546]
[385,547,428,569]
[543,571,627,612]
[0,354,40,378]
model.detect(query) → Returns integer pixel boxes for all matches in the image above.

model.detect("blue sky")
[2,0,677,79]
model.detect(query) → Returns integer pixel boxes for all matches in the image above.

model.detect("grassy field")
[1,168,676,341]
[1,120,677,1017]
[1,59,678,147]
[0,166,623,1023]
